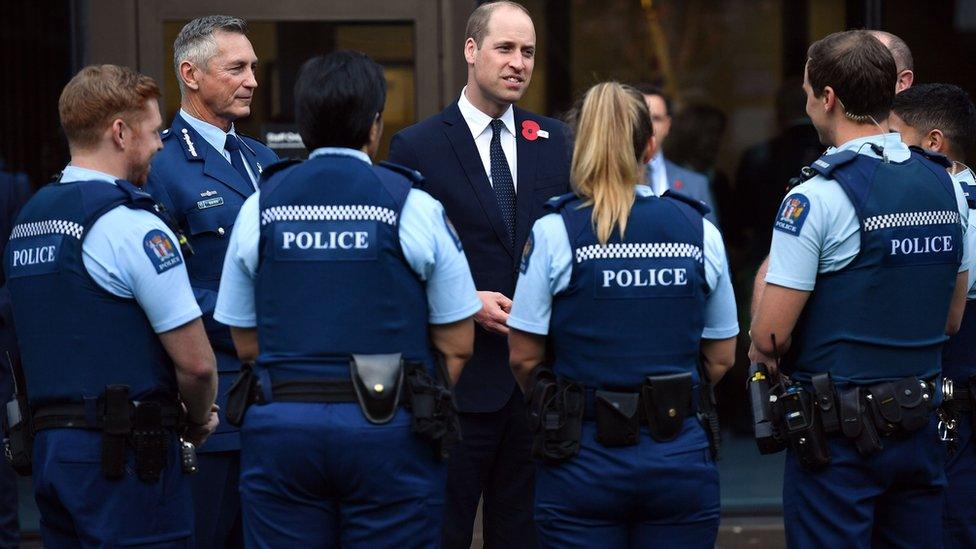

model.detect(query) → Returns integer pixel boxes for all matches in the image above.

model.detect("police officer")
[145,15,278,548]
[3,65,218,547]
[507,82,738,548]
[214,50,481,547]
[750,32,971,548]
[889,83,976,548]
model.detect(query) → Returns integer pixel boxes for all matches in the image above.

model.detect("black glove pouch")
[839,386,882,457]
[641,373,692,442]
[101,385,131,480]
[131,402,168,483]
[350,354,404,425]
[226,363,258,427]
[3,397,32,476]
[594,390,640,447]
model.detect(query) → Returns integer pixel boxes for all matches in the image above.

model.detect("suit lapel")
[173,115,255,199]
[514,107,540,250]
[442,103,514,257]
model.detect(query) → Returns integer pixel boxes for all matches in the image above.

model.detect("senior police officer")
[507,82,738,548]
[214,50,481,547]
[145,15,278,547]
[750,31,971,548]
[3,64,219,547]
[888,83,976,548]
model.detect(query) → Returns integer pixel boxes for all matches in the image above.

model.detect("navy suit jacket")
[389,103,571,413]
[146,114,278,452]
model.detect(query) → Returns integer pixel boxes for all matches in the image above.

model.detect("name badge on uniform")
[143,229,183,274]
[274,220,378,262]
[197,197,224,210]
[6,234,63,278]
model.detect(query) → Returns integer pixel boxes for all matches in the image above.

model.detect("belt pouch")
[225,363,258,427]
[101,385,131,480]
[594,390,640,447]
[866,381,901,435]
[811,373,840,434]
[641,373,692,442]
[404,362,460,460]
[131,402,167,482]
[839,387,882,457]
[535,381,584,463]
[3,397,32,476]
[893,377,930,432]
[350,354,404,425]
[779,389,830,470]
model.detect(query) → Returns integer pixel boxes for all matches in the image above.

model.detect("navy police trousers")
[784,416,945,549]
[534,419,719,548]
[239,402,446,548]
[945,414,976,548]
[33,429,193,548]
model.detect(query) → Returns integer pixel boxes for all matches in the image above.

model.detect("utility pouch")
[350,354,404,425]
[2,397,32,476]
[779,388,830,470]
[866,382,902,435]
[404,360,460,460]
[839,387,882,457]
[529,377,584,463]
[525,368,558,434]
[101,385,131,480]
[641,373,692,442]
[593,390,640,447]
[226,362,258,427]
[811,373,840,435]
[892,377,931,432]
[131,402,168,482]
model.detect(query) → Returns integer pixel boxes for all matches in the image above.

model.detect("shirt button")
[217,227,225,236]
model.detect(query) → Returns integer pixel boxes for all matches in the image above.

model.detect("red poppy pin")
[521,120,549,141]
[673,179,684,190]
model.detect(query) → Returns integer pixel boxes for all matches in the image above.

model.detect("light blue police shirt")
[214,147,483,328]
[507,185,740,339]
[179,109,257,187]
[766,133,971,291]
[954,166,976,297]
[60,165,201,333]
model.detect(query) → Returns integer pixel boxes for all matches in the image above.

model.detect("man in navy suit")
[636,84,718,224]
[388,2,570,547]
[145,15,278,548]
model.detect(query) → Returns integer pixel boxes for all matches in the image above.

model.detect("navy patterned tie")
[223,134,253,185]
[489,119,516,244]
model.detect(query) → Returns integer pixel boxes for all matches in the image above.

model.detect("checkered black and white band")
[261,205,398,226]
[862,210,960,232]
[575,242,703,264]
[9,219,84,240]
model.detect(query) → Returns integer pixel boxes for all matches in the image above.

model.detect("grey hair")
[173,15,248,89]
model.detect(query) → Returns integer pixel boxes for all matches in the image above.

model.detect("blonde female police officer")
[507,82,738,548]
[213,51,481,547]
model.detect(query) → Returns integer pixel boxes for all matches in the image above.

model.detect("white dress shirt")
[457,87,518,192]
[179,109,258,188]
[646,150,669,196]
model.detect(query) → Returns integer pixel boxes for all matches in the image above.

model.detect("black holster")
[350,354,404,425]
[776,388,830,470]
[696,373,722,459]
[526,369,583,463]
[226,362,258,427]
[101,385,131,480]
[403,358,460,460]
[2,395,32,476]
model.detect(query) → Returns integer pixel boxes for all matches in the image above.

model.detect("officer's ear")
[365,112,384,160]
[821,86,837,113]
[640,135,656,165]
[179,60,201,91]
[925,128,948,155]
[110,118,128,150]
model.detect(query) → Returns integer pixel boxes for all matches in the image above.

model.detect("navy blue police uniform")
[214,148,481,547]
[766,135,968,548]
[4,166,202,547]
[508,185,739,548]
[146,111,278,548]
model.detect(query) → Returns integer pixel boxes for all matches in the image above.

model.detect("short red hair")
[58,64,160,149]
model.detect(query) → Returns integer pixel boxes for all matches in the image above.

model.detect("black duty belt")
[31,402,183,432]
[580,385,698,421]
[268,379,359,403]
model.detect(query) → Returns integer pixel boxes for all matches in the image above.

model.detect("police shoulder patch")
[774,193,811,236]
[442,210,462,251]
[520,230,535,274]
[142,229,183,274]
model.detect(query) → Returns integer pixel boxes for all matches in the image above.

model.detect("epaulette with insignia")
[662,189,712,216]
[160,128,173,140]
[809,149,858,179]
[544,192,578,213]
[259,158,301,182]
[908,145,953,168]
[378,161,425,185]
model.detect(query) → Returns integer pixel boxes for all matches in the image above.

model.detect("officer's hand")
[748,342,778,375]
[475,291,511,335]
[184,406,220,446]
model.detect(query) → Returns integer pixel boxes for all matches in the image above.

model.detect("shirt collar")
[458,86,515,139]
[952,164,976,186]
[635,185,654,198]
[834,132,910,162]
[180,109,237,154]
[309,147,371,164]
[60,165,119,185]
